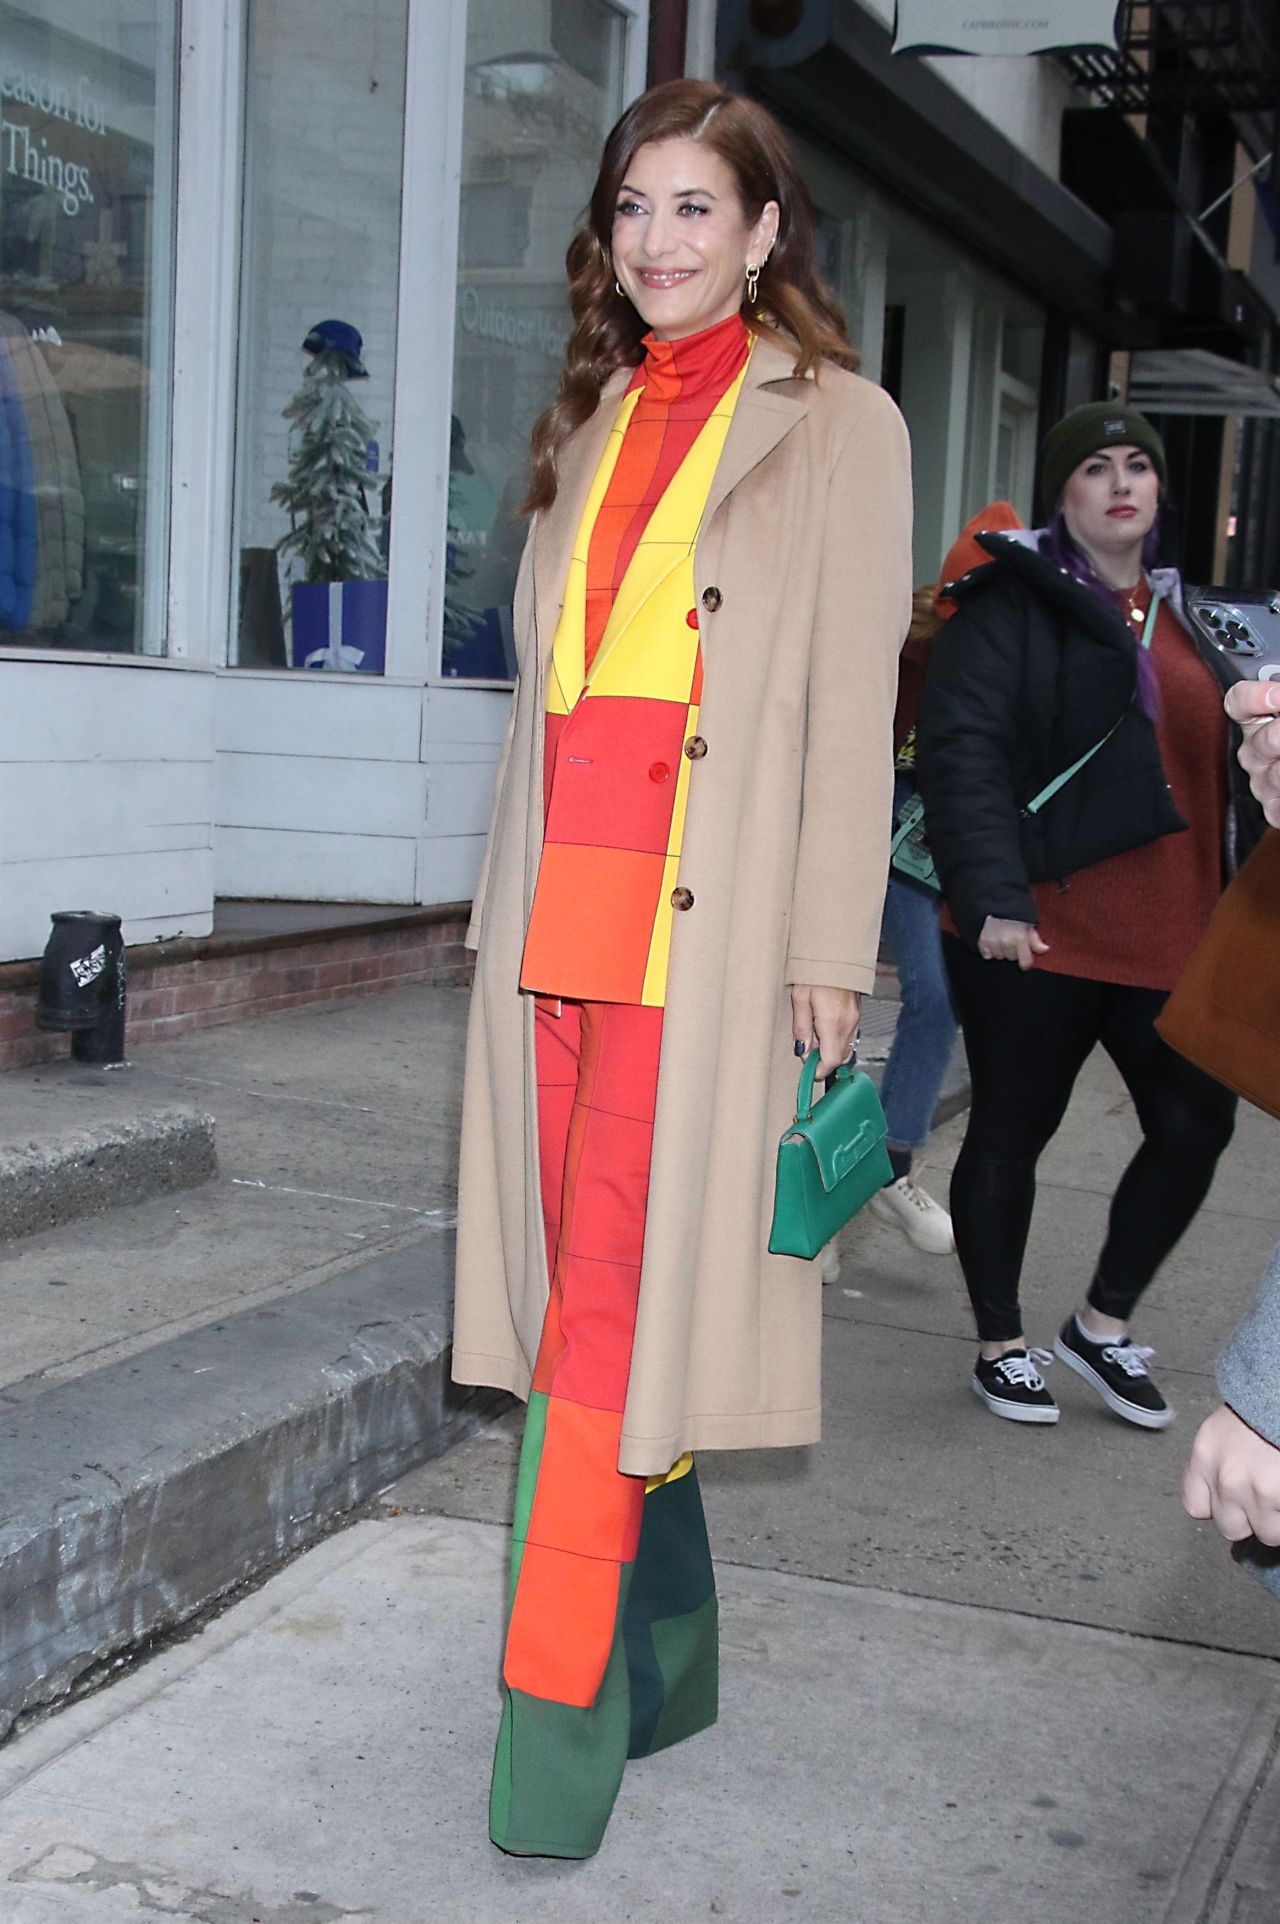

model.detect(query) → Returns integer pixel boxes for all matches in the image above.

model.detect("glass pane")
[231,0,408,672]
[448,0,630,681]
[0,0,177,654]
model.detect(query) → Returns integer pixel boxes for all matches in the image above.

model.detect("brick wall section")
[0,915,472,1073]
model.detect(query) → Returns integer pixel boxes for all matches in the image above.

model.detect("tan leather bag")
[1156,829,1280,1117]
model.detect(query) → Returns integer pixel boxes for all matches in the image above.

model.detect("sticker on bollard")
[36,910,128,1066]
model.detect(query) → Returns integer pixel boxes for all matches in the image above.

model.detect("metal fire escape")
[1058,1,1278,160]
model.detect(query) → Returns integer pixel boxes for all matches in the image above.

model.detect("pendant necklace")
[1122,579,1148,626]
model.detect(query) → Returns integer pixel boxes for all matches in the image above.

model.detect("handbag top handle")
[795,1050,858,1123]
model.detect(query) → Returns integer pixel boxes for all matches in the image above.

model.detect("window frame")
[0,0,189,669]
[168,0,243,667]
[423,0,650,690]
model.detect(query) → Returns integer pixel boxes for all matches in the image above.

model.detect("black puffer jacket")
[915,531,1262,950]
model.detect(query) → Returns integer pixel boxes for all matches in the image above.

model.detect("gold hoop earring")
[745,263,760,305]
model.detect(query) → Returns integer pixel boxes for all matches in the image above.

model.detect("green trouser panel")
[489,1463,718,1859]
[624,1465,718,1760]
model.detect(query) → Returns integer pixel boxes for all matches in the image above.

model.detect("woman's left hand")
[791,986,861,1079]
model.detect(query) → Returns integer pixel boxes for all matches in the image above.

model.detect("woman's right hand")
[977,916,1050,970]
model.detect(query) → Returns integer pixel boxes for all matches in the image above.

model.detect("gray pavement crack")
[8,1842,372,1921]
[1183,1713,1280,1924]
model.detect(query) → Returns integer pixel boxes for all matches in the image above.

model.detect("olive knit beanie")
[1038,401,1167,514]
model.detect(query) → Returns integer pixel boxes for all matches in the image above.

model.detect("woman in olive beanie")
[916,402,1262,1431]
[1038,402,1167,519]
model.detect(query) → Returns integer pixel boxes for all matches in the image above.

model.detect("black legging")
[943,934,1237,1343]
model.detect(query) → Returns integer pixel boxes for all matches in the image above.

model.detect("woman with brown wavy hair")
[453,78,912,1858]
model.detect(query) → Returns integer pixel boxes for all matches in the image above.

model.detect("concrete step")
[0,1230,499,1741]
[0,1063,216,1241]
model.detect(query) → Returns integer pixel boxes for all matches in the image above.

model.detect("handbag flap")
[784,1071,887,1194]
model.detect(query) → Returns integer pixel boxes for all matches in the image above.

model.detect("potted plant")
[271,320,387,671]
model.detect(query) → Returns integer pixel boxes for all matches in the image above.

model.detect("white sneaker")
[869,1176,955,1255]
[820,1241,842,1285]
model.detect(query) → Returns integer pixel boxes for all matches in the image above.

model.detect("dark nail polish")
[794,1040,806,1058]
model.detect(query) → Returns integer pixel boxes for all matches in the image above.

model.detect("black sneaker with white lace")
[1053,1316,1173,1429]
[971,1347,1059,1424]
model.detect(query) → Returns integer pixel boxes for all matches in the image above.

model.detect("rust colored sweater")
[1030,592,1227,991]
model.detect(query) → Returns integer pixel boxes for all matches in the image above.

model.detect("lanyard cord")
[1024,589,1162,818]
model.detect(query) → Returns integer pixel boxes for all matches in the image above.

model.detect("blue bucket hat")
[302,318,368,378]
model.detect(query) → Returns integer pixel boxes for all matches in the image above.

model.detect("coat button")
[648,761,670,783]
[671,887,695,911]
[684,735,708,760]
[701,586,723,612]
[685,608,699,629]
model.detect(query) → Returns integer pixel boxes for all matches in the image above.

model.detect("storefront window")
[0,0,177,654]
[231,0,407,672]
[447,0,632,681]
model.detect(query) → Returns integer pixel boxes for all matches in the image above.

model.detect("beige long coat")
[452,335,913,1475]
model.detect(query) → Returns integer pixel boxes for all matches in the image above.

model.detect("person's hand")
[1182,1404,1280,1547]
[977,916,1050,970]
[1226,680,1280,828]
[791,986,861,1080]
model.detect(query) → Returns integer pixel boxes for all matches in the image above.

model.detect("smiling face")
[1060,444,1160,581]
[611,137,780,341]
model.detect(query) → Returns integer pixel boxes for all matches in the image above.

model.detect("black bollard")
[35,911,128,1067]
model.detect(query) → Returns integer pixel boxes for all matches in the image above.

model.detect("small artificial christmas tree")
[271,349,382,584]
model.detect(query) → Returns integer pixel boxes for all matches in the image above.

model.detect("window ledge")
[0,648,208,672]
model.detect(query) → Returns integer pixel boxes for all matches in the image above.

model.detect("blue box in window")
[291,579,388,672]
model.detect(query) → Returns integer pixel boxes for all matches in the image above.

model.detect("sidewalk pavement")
[1,983,1279,1917]
[0,1503,1275,1924]
[1,976,959,1742]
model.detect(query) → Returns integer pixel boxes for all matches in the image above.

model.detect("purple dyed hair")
[1039,508,1164,719]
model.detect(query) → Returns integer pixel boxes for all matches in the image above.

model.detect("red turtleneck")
[582,312,749,673]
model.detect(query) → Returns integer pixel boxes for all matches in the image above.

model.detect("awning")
[1128,348,1280,418]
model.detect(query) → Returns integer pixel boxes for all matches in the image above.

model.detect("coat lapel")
[531,368,631,660]
[700,334,813,536]
[531,336,812,646]
[587,359,750,691]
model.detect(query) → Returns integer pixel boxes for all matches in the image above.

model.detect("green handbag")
[768,1051,894,1260]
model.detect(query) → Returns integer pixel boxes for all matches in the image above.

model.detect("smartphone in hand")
[1188,589,1280,682]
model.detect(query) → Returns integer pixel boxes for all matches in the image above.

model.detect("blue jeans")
[879,776,957,1152]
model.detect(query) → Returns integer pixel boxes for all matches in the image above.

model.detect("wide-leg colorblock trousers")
[489,997,718,1859]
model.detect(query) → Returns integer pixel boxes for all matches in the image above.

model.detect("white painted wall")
[213,676,510,906]
[419,683,512,904]
[0,660,214,961]
[850,0,1081,180]
[895,267,976,580]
